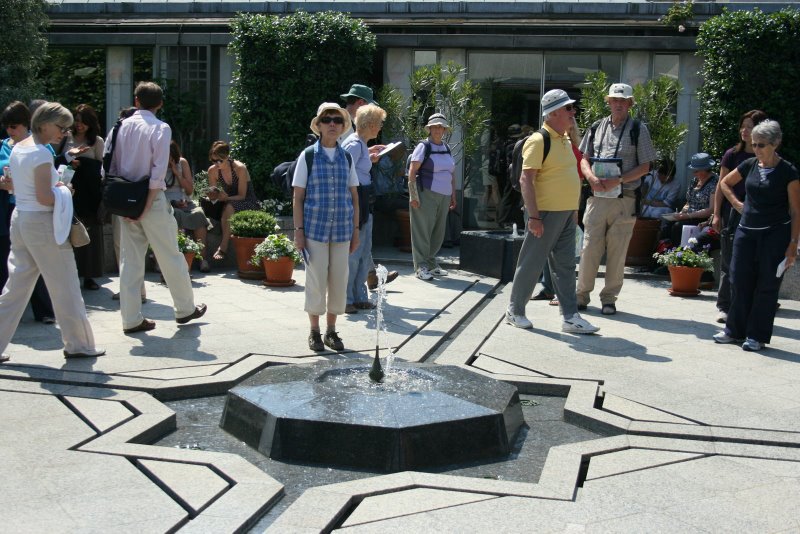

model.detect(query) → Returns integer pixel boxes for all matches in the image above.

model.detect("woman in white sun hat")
[407,112,456,281]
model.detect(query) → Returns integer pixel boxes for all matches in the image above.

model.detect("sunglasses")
[752,142,770,149]
[563,104,576,112]
[320,116,344,125]
[212,159,223,164]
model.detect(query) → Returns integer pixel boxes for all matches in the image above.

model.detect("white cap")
[605,83,634,100]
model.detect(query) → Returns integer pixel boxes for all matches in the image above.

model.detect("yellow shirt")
[521,123,580,211]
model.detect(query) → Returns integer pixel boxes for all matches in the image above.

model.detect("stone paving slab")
[2,260,800,532]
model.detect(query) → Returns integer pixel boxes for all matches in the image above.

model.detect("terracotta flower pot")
[183,252,195,271]
[262,256,296,287]
[668,265,704,296]
[232,236,265,279]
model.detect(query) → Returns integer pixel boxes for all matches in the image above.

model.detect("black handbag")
[101,115,149,219]
[102,174,149,219]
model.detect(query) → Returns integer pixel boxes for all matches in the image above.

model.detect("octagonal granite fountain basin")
[220,360,525,472]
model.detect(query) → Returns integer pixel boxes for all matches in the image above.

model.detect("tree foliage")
[229,12,376,200]
[378,62,490,185]
[40,48,107,127]
[697,8,800,163]
[0,0,49,105]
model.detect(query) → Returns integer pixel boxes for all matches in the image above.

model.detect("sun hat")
[424,113,451,132]
[507,124,523,139]
[310,103,351,136]
[687,152,715,170]
[541,89,576,116]
[604,83,634,101]
[340,84,376,105]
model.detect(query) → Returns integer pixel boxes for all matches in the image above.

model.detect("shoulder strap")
[422,140,432,164]
[304,145,315,176]
[630,119,640,166]
[102,118,124,174]
[536,128,551,163]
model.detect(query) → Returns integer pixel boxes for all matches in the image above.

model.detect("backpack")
[406,140,451,191]
[509,128,550,192]
[270,134,352,198]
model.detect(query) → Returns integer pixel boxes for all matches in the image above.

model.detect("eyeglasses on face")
[59,126,71,134]
[752,142,770,149]
[211,159,223,164]
[320,116,344,125]
[563,104,577,112]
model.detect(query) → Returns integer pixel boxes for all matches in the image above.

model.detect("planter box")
[460,230,525,282]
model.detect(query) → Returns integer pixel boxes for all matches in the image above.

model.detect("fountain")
[220,266,525,472]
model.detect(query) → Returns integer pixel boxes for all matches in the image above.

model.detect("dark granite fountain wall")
[220,361,525,472]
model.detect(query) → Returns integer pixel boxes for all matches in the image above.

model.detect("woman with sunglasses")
[0,102,104,362]
[292,103,359,352]
[205,140,260,261]
[714,120,800,351]
[55,103,106,291]
[710,109,767,323]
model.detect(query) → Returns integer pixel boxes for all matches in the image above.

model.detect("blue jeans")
[346,214,372,305]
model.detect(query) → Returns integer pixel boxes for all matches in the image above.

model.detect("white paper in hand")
[776,258,788,278]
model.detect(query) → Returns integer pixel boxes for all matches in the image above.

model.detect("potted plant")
[176,232,204,271]
[229,210,278,279]
[250,233,303,286]
[653,238,714,296]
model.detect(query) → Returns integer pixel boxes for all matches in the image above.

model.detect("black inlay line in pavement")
[580,453,714,484]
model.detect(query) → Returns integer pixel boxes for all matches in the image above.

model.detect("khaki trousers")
[304,238,350,316]
[410,189,450,271]
[576,196,636,305]
[0,211,96,353]
[119,192,195,329]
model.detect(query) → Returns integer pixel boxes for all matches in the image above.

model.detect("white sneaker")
[416,267,433,281]
[713,331,742,344]
[742,338,765,351]
[716,310,728,324]
[431,266,449,276]
[561,313,599,334]
[505,309,532,329]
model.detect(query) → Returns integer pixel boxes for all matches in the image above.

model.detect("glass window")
[653,54,679,79]
[543,52,622,113]
[414,50,437,68]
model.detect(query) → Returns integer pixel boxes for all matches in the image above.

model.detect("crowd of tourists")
[0,80,796,361]
[504,83,798,353]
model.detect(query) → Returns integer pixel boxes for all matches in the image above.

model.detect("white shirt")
[108,109,171,190]
[8,144,58,212]
[291,146,359,189]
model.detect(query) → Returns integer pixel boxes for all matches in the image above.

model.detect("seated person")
[165,141,212,272]
[640,159,681,219]
[664,153,718,245]
[205,140,260,260]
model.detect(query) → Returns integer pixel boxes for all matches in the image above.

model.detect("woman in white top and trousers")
[0,102,104,362]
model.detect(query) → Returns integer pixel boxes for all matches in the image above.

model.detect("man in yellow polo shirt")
[505,89,599,334]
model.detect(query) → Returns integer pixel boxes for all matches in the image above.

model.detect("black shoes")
[323,331,344,351]
[532,290,555,301]
[176,304,207,324]
[124,318,156,334]
[308,331,324,351]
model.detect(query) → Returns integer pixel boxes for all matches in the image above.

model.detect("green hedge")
[0,0,48,104]
[697,8,800,163]
[229,12,376,200]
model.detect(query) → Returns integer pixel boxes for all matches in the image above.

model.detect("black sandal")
[83,278,100,290]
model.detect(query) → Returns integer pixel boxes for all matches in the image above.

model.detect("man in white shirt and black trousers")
[109,81,206,333]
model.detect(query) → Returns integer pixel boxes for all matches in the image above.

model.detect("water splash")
[374,265,396,372]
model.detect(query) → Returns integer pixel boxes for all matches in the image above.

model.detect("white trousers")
[0,210,96,353]
[119,192,195,328]
[304,238,350,316]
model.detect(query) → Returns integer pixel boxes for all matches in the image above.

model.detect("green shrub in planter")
[229,210,278,238]
[250,233,303,266]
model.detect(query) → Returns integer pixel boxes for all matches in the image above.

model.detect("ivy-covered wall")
[0,0,48,105]
[229,12,376,200]
[697,8,800,163]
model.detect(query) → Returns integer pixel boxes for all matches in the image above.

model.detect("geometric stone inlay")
[137,460,230,515]
[220,361,525,472]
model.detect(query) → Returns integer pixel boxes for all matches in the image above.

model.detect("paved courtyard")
[1,251,799,532]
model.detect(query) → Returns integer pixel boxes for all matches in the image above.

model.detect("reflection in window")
[544,53,622,111]
[654,54,679,79]
[414,50,437,68]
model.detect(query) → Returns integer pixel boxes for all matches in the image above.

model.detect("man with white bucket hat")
[505,89,599,334]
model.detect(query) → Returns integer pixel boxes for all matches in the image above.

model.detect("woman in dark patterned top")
[206,140,260,260]
[714,120,800,351]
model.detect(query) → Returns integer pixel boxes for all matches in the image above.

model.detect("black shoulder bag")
[101,118,150,219]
